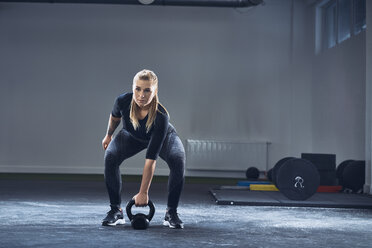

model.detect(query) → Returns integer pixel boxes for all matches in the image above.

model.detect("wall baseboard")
[0,165,170,176]
[0,164,247,178]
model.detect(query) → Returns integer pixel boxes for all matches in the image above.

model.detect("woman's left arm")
[133,113,168,206]
[133,159,156,206]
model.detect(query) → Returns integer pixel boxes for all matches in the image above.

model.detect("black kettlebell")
[126,199,155,230]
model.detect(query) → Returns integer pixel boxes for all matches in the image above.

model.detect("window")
[354,0,366,35]
[316,0,366,53]
[324,1,337,48]
[338,0,351,43]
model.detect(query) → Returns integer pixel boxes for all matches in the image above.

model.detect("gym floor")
[1,175,372,248]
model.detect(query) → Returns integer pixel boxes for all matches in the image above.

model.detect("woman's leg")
[104,129,147,209]
[159,131,186,212]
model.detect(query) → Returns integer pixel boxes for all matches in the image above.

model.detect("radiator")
[186,139,269,172]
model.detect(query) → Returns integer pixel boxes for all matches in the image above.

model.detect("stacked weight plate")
[271,157,320,201]
[337,160,365,192]
[301,153,337,186]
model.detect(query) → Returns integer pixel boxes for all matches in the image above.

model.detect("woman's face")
[133,79,157,109]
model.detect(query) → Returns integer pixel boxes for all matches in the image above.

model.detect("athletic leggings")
[104,128,185,211]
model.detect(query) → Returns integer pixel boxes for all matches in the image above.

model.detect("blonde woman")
[101,69,185,229]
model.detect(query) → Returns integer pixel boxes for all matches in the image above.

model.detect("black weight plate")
[267,168,273,182]
[336,160,355,186]
[301,153,336,171]
[276,158,320,201]
[272,157,296,187]
[246,167,259,180]
[318,170,337,186]
[342,160,365,192]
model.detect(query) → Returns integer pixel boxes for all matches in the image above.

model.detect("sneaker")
[163,210,184,229]
[102,208,125,226]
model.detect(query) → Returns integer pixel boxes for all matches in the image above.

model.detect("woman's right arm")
[102,114,121,150]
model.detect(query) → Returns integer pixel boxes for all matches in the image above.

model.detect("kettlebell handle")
[126,199,155,222]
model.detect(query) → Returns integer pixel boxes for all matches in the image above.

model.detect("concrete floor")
[1,179,372,248]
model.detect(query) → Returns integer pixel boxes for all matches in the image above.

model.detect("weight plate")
[267,168,273,182]
[318,170,337,186]
[301,153,336,171]
[336,160,355,186]
[272,157,295,187]
[276,158,320,201]
[246,167,259,180]
[342,160,365,192]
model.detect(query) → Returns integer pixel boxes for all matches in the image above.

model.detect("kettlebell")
[126,199,155,230]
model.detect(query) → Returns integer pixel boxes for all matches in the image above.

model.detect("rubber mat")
[210,188,372,209]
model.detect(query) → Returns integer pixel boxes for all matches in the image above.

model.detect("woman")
[101,69,185,229]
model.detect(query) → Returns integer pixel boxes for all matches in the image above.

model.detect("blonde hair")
[130,69,169,133]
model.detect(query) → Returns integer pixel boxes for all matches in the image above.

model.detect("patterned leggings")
[104,128,185,210]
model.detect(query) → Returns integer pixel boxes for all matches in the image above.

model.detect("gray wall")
[0,0,366,178]
[366,0,372,194]
[312,33,366,163]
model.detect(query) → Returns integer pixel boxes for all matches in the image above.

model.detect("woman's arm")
[102,114,121,150]
[133,113,168,206]
[133,159,156,206]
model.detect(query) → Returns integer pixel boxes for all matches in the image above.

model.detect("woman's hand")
[102,135,112,150]
[133,192,149,207]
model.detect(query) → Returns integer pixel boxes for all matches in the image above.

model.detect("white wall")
[0,0,365,178]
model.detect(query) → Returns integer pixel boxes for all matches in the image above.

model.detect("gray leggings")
[104,129,185,210]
